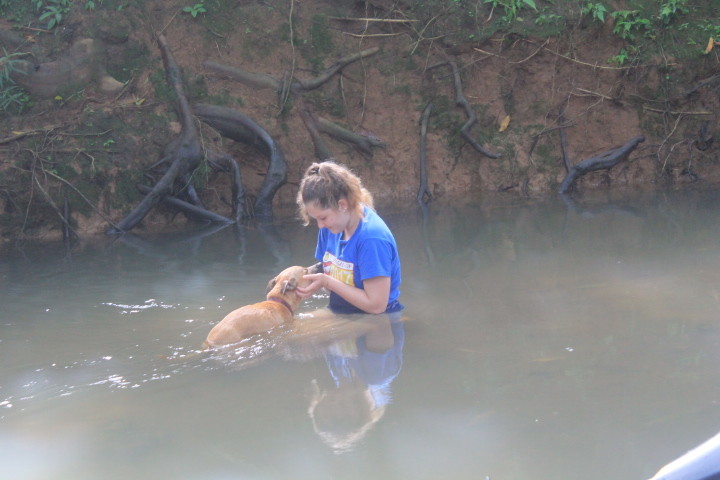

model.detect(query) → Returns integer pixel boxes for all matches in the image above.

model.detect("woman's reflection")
[286,312,405,453]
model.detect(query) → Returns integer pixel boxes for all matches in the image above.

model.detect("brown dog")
[203,263,321,348]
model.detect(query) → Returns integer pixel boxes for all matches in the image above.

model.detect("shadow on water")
[3,188,720,479]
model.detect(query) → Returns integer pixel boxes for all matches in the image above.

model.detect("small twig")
[159,9,180,35]
[22,160,38,235]
[33,172,79,239]
[517,44,647,70]
[573,87,615,101]
[509,39,549,64]
[0,125,65,145]
[409,13,442,55]
[327,17,418,23]
[660,114,685,172]
[205,26,226,39]
[279,0,296,114]
[16,25,52,33]
[558,111,572,173]
[343,32,405,38]
[682,73,720,98]
[43,168,122,231]
[61,129,113,137]
[643,106,713,116]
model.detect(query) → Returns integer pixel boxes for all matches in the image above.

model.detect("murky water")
[3,188,720,480]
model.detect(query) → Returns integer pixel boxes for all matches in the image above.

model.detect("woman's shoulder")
[359,208,396,243]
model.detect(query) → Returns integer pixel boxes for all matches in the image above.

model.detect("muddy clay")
[0,0,718,241]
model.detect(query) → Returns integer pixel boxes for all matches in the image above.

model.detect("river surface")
[3,188,720,480]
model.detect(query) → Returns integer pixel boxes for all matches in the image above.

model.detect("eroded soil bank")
[0,0,718,242]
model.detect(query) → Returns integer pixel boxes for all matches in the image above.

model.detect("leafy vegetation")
[0,51,31,113]
[484,0,537,23]
[581,2,607,23]
[182,2,206,18]
[34,0,73,29]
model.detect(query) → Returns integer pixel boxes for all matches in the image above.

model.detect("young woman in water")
[295,160,403,315]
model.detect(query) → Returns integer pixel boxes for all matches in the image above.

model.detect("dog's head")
[266,263,323,297]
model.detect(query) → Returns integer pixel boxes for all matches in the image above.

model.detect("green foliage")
[581,2,607,23]
[609,47,630,65]
[36,0,72,29]
[658,0,688,25]
[0,51,31,113]
[534,12,563,26]
[84,0,104,10]
[484,0,537,22]
[182,2,206,18]
[611,10,652,40]
[0,84,31,113]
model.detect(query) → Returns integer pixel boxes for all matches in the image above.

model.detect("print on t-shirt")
[323,252,354,287]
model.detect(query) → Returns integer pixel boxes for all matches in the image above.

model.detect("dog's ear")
[281,277,298,294]
[307,262,323,274]
[266,278,276,294]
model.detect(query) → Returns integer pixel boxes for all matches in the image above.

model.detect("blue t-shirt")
[315,206,403,314]
[325,319,405,407]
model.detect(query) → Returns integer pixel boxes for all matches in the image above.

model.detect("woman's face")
[305,200,350,234]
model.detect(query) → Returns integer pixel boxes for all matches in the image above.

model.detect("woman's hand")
[296,273,327,299]
[297,273,391,314]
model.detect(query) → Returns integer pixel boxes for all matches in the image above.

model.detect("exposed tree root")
[315,115,385,156]
[429,60,501,159]
[202,61,281,91]
[206,150,250,222]
[558,135,645,194]
[418,102,433,204]
[193,103,288,219]
[107,34,204,234]
[300,108,334,161]
[203,47,379,102]
[558,111,572,173]
[136,184,233,224]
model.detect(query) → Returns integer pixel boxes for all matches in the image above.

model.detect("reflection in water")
[193,310,406,454]
[300,313,405,454]
[5,188,720,479]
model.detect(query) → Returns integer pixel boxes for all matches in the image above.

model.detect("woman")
[295,161,403,315]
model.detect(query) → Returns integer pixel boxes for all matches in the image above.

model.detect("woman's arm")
[297,274,390,314]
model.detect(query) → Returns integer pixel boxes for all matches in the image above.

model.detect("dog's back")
[202,264,320,349]
[203,300,294,348]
